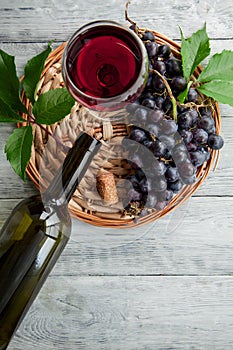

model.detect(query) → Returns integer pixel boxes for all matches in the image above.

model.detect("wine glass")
[62,20,148,112]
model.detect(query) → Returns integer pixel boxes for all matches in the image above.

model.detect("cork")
[96,169,119,204]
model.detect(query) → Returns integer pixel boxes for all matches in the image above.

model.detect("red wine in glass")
[62,20,148,110]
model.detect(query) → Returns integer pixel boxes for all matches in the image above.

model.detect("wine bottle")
[0,132,101,350]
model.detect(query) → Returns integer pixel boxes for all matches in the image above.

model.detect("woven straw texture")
[20,29,221,228]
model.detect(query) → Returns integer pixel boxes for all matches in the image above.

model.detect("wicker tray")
[20,28,221,228]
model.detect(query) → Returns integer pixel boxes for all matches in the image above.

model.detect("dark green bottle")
[0,132,101,349]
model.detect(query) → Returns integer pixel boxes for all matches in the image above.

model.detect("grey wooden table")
[1,1,233,349]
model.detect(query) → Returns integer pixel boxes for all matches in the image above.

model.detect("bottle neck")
[43,132,101,205]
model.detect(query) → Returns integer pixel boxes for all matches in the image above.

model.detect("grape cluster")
[123,29,224,218]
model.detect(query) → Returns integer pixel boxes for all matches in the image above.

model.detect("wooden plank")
[0,0,233,42]
[0,196,232,276]
[7,276,233,349]
[54,196,233,276]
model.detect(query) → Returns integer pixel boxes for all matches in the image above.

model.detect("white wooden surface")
[0,1,233,349]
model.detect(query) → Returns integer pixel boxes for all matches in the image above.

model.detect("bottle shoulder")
[0,195,71,246]
[12,195,71,221]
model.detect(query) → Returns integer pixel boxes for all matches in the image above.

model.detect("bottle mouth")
[62,20,149,115]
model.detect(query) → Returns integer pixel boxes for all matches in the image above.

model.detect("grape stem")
[151,69,178,122]
[125,1,139,34]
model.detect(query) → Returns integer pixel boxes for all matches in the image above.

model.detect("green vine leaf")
[32,88,75,125]
[0,49,27,113]
[5,125,33,181]
[0,98,25,123]
[197,50,233,83]
[197,80,233,107]
[180,23,210,81]
[22,43,52,104]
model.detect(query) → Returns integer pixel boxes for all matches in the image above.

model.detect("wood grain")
[0,196,232,276]
[7,276,233,350]
[1,0,233,42]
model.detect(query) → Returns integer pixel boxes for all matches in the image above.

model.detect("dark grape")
[172,145,190,164]
[148,108,164,123]
[149,140,167,157]
[153,60,166,75]
[172,142,187,153]
[207,134,224,150]
[152,75,165,93]
[158,189,174,202]
[179,129,193,144]
[143,139,153,149]
[154,96,165,110]
[168,179,183,193]
[165,57,183,77]
[189,109,198,126]
[153,177,167,192]
[129,128,147,143]
[165,166,179,182]
[163,96,172,113]
[178,161,196,178]
[197,115,215,133]
[159,135,176,149]
[189,150,206,167]
[147,123,160,137]
[146,75,153,88]
[186,142,198,152]
[160,119,178,135]
[198,146,211,161]
[208,125,216,135]
[157,44,171,58]
[188,88,198,102]
[142,31,155,41]
[134,107,149,123]
[140,177,152,193]
[182,174,196,185]
[152,160,167,176]
[178,111,193,130]
[171,76,187,92]
[145,41,158,57]
[141,98,156,110]
[192,128,208,145]
[140,91,154,101]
